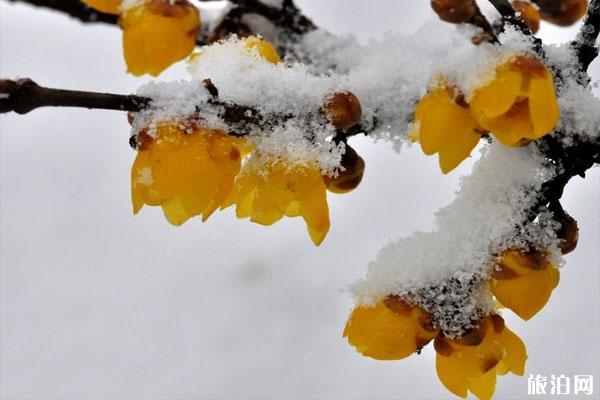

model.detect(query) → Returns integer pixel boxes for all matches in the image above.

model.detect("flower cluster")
[83,0,200,76]
[413,55,560,173]
[344,245,563,399]
[130,38,365,245]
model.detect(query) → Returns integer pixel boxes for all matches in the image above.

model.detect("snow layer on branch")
[132,37,347,174]
[542,43,600,143]
[187,38,345,114]
[349,143,561,335]
[299,24,537,150]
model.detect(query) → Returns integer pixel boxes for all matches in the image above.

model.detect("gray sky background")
[1,1,599,399]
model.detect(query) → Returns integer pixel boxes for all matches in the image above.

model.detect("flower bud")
[431,0,476,23]
[324,92,362,131]
[534,0,587,26]
[512,1,541,33]
[324,145,365,194]
[552,206,579,254]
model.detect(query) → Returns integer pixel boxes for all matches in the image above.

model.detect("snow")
[349,143,560,335]
[1,0,599,398]
[125,8,597,335]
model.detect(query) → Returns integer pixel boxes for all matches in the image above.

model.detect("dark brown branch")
[0,79,149,114]
[5,0,118,24]
[470,1,500,43]
[573,0,600,72]
[2,0,316,48]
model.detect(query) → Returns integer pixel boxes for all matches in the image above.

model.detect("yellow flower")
[413,55,559,173]
[120,0,200,76]
[414,84,483,173]
[434,315,527,400]
[491,249,560,320]
[82,0,121,14]
[244,37,281,64]
[344,295,439,360]
[469,56,559,147]
[131,122,248,225]
[222,160,330,245]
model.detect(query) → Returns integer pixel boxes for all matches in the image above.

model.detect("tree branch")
[2,0,316,47]
[5,0,118,24]
[573,0,600,72]
[0,79,148,113]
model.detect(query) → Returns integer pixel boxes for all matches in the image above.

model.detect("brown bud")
[127,112,135,126]
[324,145,365,194]
[324,92,362,131]
[552,206,579,254]
[431,0,476,23]
[534,0,587,26]
[512,1,541,33]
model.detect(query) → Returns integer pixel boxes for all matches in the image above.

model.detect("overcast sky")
[1,1,599,399]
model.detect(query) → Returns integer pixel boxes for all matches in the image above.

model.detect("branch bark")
[2,0,316,47]
[5,0,118,24]
[573,0,600,72]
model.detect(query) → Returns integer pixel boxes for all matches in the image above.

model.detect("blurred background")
[1,1,599,398]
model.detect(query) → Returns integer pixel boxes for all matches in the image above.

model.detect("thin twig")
[2,0,316,47]
[5,0,118,23]
[573,0,600,72]
[0,79,149,114]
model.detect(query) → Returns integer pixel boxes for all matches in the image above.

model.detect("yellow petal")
[161,196,191,225]
[415,87,461,155]
[528,73,560,138]
[245,37,281,64]
[82,0,121,14]
[470,69,522,120]
[121,1,200,76]
[492,268,557,320]
[486,100,535,147]
[436,352,469,398]
[438,128,480,174]
[344,302,420,361]
[131,150,151,214]
[497,325,527,376]
[298,178,330,246]
[468,368,497,400]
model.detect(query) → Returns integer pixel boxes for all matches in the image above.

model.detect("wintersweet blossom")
[120,0,201,76]
[131,122,248,224]
[414,55,559,173]
[344,295,439,360]
[414,84,483,173]
[434,315,527,400]
[469,56,560,147]
[491,249,560,320]
[221,160,330,245]
[83,0,200,76]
